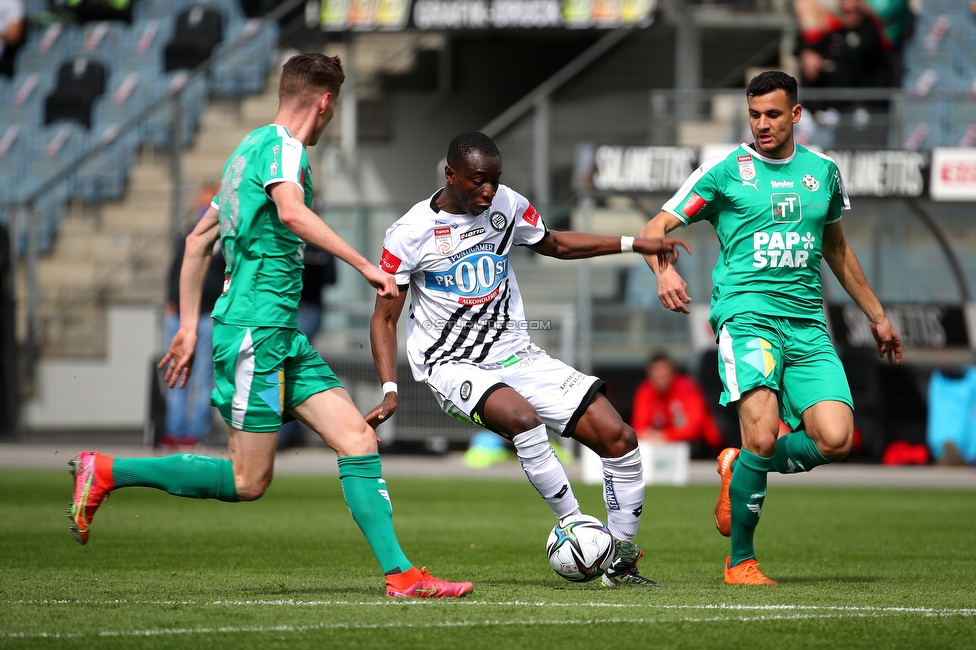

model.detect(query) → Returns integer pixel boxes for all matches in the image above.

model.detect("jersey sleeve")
[262,133,307,194]
[825,163,850,225]
[510,190,549,246]
[661,155,726,225]
[379,222,418,287]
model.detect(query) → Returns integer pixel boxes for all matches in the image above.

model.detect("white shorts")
[425,345,605,437]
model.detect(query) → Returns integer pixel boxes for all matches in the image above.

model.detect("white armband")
[620,236,635,253]
[382,382,398,395]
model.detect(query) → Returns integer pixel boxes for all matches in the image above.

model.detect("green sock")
[771,431,833,474]
[729,449,773,568]
[337,454,413,576]
[112,455,239,502]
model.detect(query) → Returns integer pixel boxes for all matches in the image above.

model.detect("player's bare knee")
[586,422,636,458]
[235,478,270,501]
[509,411,544,436]
[818,431,853,461]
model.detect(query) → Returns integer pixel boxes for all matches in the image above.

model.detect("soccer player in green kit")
[67,53,472,599]
[640,71,902,585]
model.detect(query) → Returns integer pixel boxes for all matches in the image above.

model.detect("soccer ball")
[546,514,615,582]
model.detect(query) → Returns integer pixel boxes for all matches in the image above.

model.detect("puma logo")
[742,179,759,191]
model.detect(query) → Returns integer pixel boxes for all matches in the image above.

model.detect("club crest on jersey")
[434,226,453,254]
[801,174,820,191]
[737,154,756,181]
[489,211,507,231]
[460,380,472,401]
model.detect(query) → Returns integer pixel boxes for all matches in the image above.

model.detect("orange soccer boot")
[724,557,778,585]
[67,451,114,545]
[386,568,474,599]
[714,447,740,537]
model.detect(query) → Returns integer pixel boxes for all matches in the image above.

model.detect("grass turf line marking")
[9,598,976,616]
[8,598,976,617]
[5,610,976,640]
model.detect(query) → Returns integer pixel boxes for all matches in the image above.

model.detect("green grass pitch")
[2,468,975,649]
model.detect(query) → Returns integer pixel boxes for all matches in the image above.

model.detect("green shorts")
[715,313,853,430]
[211,322,343,432]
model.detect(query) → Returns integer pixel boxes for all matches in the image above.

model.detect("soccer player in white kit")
[368,132,689,586]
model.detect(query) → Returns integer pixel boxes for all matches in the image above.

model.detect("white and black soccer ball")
[546,514,615,582]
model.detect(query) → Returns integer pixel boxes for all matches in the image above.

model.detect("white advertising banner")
[930,148,976,201]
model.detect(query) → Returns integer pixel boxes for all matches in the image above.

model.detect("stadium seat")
[163,5,224,72]
[19,22,81,60]
[19,122,90,251]
[149,70,208,149]
[920,0,974,16]
[0,123,30,203]
[122,18,174,59]
[82,72,156,202]
[0,72,56,126]
[79,21,128,60]
[900,98,946,149]
[44,56,108,128]
[134,0,196,22]
[211,18,277,97]
[903,65,965,99]
[903,42,957,73]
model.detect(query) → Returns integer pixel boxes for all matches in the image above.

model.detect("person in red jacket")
[631,353,724,457]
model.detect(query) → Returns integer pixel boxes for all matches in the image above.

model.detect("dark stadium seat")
[163,5,224,72]
[44,56,108,129]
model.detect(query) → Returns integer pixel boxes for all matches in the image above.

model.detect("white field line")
[7,599,976,616]
[3,611,976,640]
[3,602,975,639]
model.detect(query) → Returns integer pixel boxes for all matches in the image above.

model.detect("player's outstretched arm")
[639,211,692,314]
[530,230,689,263]
[366,289,409,430]
[159,205,220,388]
[822,221,902,364]
[270,182,398,299]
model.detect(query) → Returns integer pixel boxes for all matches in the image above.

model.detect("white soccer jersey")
[379,185,548,381]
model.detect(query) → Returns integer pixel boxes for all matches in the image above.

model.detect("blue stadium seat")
[135,0,197,21]
[79,21,129,62]
[122,18,174,59]
[946,102,976,147]
[903,41,958,73]
[15,49,64,77]
[920,0,974,15]
[900,99,946,149]
[20,122,90,251]
[18,22,81,60]
[0,72,56,126]
[211,19,277,97]
[0,123,30,204]
[149,70,208,149]
[903,65,966,99]
[915,14,976,53]
[82,72,157,202]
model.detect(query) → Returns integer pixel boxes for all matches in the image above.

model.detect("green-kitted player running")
[640,71,902,585]
[68,53,472,599]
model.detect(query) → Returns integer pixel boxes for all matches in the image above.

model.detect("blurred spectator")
[0,0,24,78]
[796,0,910,51]
[277,241,336,450]
[795,0,896,143]
[161,183,224,448]
[630,353,723,459]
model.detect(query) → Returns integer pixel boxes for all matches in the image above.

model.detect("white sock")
[600,447,645,541]
[512,424,580,520]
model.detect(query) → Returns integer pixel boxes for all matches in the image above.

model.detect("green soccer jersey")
[210,124,313,328]
[663,143,850,334]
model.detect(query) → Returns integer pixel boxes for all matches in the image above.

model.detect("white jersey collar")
[741,142,796,165]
